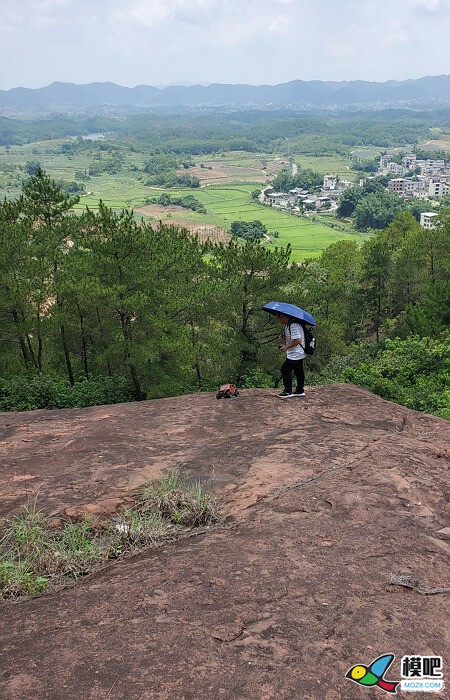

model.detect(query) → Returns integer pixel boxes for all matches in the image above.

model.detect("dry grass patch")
[137,469,221,527]
[0,471,221,600]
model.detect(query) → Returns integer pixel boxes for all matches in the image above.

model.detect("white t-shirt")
[285,322,305,360]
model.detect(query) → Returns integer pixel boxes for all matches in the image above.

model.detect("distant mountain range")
[1,75,450,111]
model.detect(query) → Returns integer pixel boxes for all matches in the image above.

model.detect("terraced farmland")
[1,144,362,261]
[136,183,364,261]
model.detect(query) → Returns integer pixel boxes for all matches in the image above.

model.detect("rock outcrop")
[0,385,449,699]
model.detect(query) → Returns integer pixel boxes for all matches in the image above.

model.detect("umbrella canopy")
[262,301,316,326]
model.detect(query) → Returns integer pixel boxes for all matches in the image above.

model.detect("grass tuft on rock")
[137,469,221,527]
[0,471,221,600]
[113,509,170,547]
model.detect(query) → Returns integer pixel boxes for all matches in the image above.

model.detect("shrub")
[239,367,273,389]
[340,334,450,418]
[0,374,136,412]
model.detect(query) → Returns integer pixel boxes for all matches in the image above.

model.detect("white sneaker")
[278,390,295,398]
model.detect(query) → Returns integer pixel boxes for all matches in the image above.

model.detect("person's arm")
[280,338,301,352]
[280,323,303,352]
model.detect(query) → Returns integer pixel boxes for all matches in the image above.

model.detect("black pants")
[281,358,304,392]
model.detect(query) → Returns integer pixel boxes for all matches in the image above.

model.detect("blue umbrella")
[262,301,316,326]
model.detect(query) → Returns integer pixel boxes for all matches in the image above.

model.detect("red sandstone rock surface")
[0,385,449,699]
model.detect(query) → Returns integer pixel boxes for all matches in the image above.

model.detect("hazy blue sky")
[1,0,450,90]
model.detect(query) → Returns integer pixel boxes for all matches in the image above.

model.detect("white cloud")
[0,0,449,89]
[113,1,171,29]
[415,0,442,10]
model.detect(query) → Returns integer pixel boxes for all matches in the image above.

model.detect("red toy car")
[216,383,239,399]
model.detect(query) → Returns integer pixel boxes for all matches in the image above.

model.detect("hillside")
[1,75,450,112]
[0,384,449,699]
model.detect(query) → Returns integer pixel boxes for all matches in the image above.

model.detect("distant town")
[262,153,450,230]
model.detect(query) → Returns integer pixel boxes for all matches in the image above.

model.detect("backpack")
[302,323,316,355]
[288,319,316,356]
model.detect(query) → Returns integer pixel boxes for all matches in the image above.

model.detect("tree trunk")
[375,291,381,344]
[96,307,113,377]
[25,332,38,370]
[60,323,74,385]
[11,310,32,368]
[36,311,43,372]
[77,303,89,379]
[119,312,144,400]
[189,321,203,387]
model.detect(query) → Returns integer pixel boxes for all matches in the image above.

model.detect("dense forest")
[2,108,448,152]
[1,169,449,418]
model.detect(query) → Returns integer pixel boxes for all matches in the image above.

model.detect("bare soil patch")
[419,139,450,151]
[136,203,187,218]
[0,385,449,699]
[176,157,287,186]
[188,163,265,185]
[134,210,232,244]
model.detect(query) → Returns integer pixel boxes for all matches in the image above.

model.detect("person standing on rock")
[276,312,306,398]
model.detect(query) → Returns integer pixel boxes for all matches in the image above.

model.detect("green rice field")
[0,144,364,261]
[132,183,365,261]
